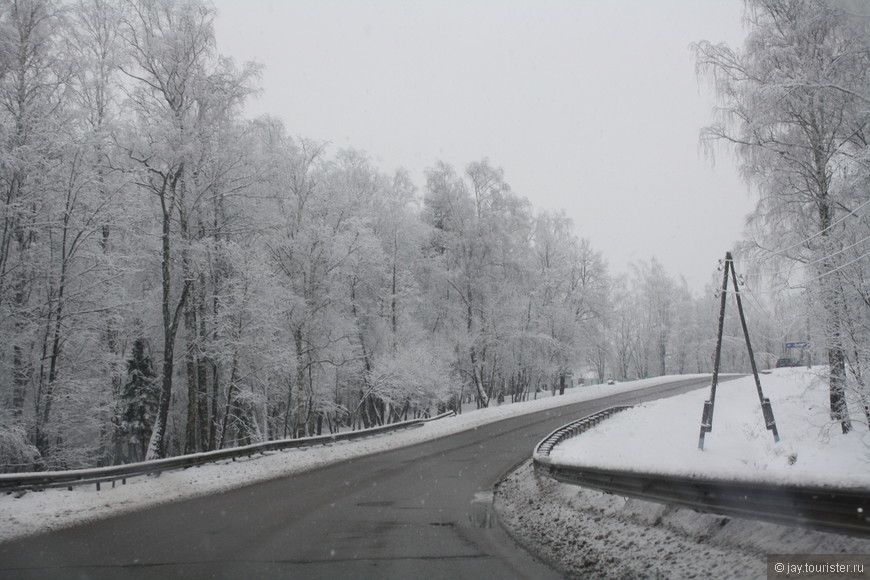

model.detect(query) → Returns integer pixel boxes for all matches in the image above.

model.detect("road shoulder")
[494,461,870,579]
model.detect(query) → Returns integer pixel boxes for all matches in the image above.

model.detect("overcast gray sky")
[212,0,753,293]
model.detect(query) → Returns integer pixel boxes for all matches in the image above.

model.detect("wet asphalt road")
[0,376,729,579]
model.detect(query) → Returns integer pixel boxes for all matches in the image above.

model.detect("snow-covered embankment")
[494,368,870,578]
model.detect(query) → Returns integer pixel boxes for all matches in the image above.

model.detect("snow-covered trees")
[1,0,791,472]
[0,0,131,469]
[695,0,870,432]
[115,0,261,458]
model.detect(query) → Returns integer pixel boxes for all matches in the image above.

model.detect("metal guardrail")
[533,407,870,538]
[1,411,454,493]
[534,406,632,457]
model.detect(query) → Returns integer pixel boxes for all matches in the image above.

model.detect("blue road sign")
[785,341,809,349]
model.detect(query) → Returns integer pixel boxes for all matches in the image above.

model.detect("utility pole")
[698,252,730,449]
[698,252,780,450]
[728,258,780,444]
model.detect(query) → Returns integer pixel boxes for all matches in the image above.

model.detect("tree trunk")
[293,325,306,437]
[183,285,198,454]
[196,274,209,451]
[218,351,240,450]
[817,180,852,433]
[148,170,189,460]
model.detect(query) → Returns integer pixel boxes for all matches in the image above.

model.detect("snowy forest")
[1,0,866,472]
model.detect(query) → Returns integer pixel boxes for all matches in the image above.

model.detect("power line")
[799,246,870,287]
[734,232,870,283]
[738,279,807,344]
[735,196,870,263]
[720,245,870,294]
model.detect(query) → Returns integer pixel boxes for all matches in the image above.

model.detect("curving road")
[0,376,732,579]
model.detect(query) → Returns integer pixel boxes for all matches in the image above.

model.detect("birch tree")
[118,0,257,457]
[695,0,870,432]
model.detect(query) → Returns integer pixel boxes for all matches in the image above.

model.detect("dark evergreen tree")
[121,339,159,462]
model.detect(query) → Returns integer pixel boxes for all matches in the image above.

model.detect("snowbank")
[495,461,870,579]
[549,368,870,487]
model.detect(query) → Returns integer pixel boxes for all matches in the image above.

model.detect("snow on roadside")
[0,375,696,544]
[495,461,870,580]
[548,368,870,487]
[495,368,870,578]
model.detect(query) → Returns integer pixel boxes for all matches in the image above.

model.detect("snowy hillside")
[549,367,870,487]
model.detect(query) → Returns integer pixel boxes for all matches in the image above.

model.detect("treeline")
[0,0,772,471]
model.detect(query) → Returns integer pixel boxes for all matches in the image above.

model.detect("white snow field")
[549,367,870,487]
[0,375,694,544]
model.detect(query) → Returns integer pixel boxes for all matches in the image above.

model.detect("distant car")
[775,358,800,368]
